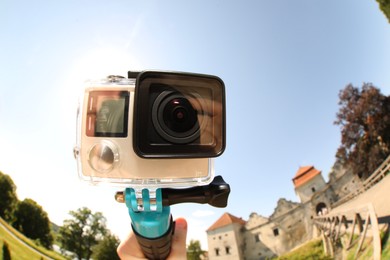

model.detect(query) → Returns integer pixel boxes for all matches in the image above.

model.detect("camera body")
[74,71,225,188]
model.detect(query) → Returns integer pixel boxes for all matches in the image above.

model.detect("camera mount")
[115,176,230,259]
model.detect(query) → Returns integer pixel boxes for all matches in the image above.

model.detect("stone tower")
[292,166,326,204]
[292,165,336,215]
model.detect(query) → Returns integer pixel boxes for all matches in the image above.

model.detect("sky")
[1,0,390,250]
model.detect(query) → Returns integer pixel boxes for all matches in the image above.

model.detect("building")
[293,166,326,204]
[207,163,360,259]
[292,166,336,216]
[206,213,246,260]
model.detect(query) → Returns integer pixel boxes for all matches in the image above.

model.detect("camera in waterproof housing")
[74,71,226,188]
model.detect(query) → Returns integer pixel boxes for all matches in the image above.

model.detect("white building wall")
[207,224,244,260]
[295,175,326,203]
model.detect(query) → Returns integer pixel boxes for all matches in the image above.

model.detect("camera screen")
[86,91,129,137]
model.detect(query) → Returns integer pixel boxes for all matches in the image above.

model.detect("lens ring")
[152,91,206,144]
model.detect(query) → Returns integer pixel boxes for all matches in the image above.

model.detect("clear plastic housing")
[74,76,215,188]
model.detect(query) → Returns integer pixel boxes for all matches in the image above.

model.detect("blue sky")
[1,0,389,249]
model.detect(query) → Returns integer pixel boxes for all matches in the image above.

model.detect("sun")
[71,46,141,82]
[60,46,142,105]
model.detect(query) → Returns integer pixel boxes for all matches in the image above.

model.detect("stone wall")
[295,174,327,203]
[207,223,245,260]
[243,199,314,259]
[328,162,362,200]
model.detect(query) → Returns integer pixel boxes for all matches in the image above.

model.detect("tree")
[2,241,11,260]
[92,233,120,260]
[12,198,53,249]
[335,83,390,179]
[187,239,206,260]
[58,207,108,260]
[376,0,390,23]
[0,171,18,222]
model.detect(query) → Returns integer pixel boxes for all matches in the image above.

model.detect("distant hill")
[51,222,60,234]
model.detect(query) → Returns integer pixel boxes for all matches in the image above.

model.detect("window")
[311,187,316,193]
[255,233,260,242]
[215,248,220,256]
[225,246,231,254]
[273,228,279,236]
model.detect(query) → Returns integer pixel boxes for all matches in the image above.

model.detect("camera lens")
[163,98,197,133]
[152,91,201,144]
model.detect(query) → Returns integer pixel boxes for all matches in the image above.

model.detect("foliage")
[92,233,120,260]
[0,171,18,221]
[0,218,67,260]
[275,239,332,260]
[334,83,390,179]
[2,240,11,260]
[12,198,53,249]
[58,207,108,260]
[376,0,390,23]
[187,239,206,260]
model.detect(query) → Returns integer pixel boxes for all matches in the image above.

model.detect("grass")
[381,226,390,259]
[274,239,333,260]
[0,218,67,260]
[382,236,390,258]
[266,224,390,260]
[340,225,390,259]
[344,236,373,260]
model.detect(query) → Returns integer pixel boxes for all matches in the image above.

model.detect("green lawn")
[0,218,67,260]
[274,239,333,260]
[342,226,390,259]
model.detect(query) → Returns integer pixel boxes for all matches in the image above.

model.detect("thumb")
[168,218,187,259]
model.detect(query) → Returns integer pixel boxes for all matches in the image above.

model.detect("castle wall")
[328,167,362,200]
[243,213,276,260]
[244,200,314,259]
[207,223,245,260]
[207,162,362,258]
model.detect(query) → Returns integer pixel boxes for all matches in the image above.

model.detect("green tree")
[2,241,11,260]
[187,239,205,260]
[58,207,108,260]
[376,0,390,23]
[12,198,53,249]
[0,171,18,222]
[335,83,390,179]
[92,233,120,260]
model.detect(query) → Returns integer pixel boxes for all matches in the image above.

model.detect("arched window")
[316,202,327,215]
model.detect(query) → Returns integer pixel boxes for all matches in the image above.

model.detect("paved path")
[330,174,390,218]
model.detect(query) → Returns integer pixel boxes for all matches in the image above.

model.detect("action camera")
[74,71,226,188]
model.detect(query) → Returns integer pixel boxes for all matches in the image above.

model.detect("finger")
[168,218,188,259]
[117,231,147,260]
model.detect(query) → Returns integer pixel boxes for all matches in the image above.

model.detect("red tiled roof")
[292,166,321,188]
[206,212,246,232]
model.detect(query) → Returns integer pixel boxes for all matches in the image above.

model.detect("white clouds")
[186,216,209,250]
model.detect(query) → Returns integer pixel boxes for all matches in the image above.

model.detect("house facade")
[206,213,246,260]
